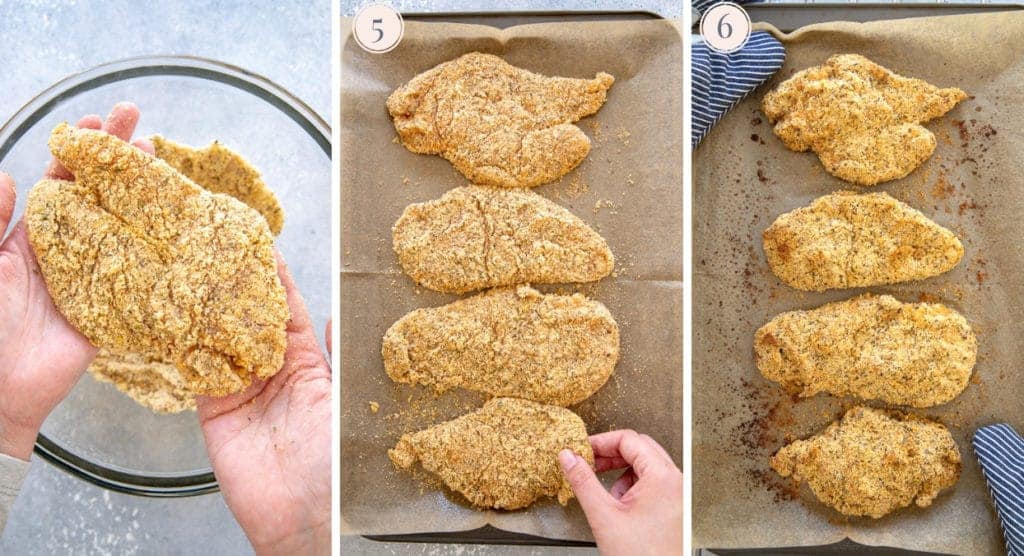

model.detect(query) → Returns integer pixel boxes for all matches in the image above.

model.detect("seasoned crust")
[89,350,196,413]
[387,52,614,188]
[771,406,961,519]
[388,398,593,509]
[392,186,614,294]
[87,136,287,409]
[763,191,963,292]
[383,285,619,406]
[26,124,288,397]
[151,135,284,235]
[763,54,966,186]
[755,294,976,408]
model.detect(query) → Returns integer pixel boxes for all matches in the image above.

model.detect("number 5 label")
[699,2,752,54]
[353,3,404,54]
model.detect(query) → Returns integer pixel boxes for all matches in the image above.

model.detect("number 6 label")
[699,2,752,54]
[353,3,404,54]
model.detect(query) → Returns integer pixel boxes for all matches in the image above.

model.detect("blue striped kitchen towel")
[692,0,785,148]
[693,31,785,147]
[974,424,1024,556]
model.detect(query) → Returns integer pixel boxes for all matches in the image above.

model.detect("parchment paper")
[694,11,1024,554]
[339,19,683,541]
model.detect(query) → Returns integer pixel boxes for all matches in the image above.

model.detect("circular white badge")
[699,2,752,54]
[353,3,404,54]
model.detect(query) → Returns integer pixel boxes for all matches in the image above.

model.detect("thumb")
[559,449,617,521]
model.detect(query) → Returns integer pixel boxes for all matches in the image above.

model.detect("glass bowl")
[0,56,331,496]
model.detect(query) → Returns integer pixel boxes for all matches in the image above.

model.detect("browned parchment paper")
[340,19,682,541]
[694,11,1024,554]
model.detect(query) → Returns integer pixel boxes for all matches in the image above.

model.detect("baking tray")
[694,3,1021,555]
[697,539,955,556]
[692,2,1024,33]
[350,9,667,549]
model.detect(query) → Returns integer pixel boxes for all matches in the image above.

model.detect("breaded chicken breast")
[763,191,963,291]
[27,124,288,397]
[755,294,976,407]
[383,285,619,406]
[392,186,614,293]
[89,136,287,410]
[387,52,614,188]
[389,397,593,509]
[763,54,966,185]
[152,135,284,234]
[89,351,195,413]
[771,406,961,518]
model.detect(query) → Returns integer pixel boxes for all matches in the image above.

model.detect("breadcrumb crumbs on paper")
[592,198,615,214]
[616,128,631,145]
[369,401,380,413]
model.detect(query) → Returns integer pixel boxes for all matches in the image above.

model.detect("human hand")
[196,254,331,556]
[0,103,151,461]
[559,430,683,556]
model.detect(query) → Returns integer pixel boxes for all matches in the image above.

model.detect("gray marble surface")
[0,1,328,555]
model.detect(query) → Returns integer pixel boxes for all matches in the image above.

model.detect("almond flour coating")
[151,135,284,235]
[389,397,593,509]
[89,351,195,413]
[387,52,614,188]
[87,137,287,410]
[763,191,963,292]
[755,294,976,408]
[392,186,614,294]
[26,124,288,397]
[771,406,961,518]
[383,285,619,406]
[763,54,966,185]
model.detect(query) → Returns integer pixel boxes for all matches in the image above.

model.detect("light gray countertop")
[0,1,328,554]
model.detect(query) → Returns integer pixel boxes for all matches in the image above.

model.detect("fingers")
[641,433,675,463]
[132,138,155,155]
[77,114,103,130]
[275,250,316,340]
[45,102,143,180]
[102,102,140,142]
[558,449,618,519]
[44,114,102,180]
[275,249,330,386]
[609,468,637,500]
[589,429,675,477]
[0,173,15,239]
[325,319,333,358]
[594,455,630,473]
